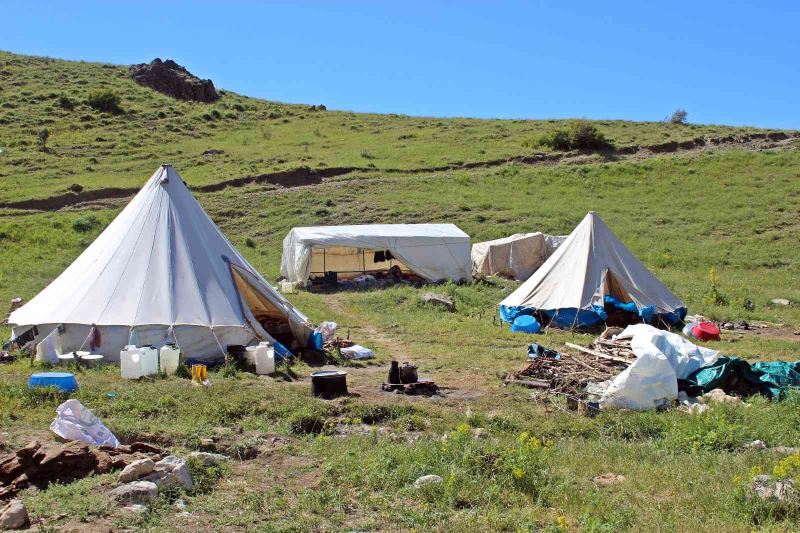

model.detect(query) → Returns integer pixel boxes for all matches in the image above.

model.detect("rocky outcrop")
[0,440,165,500]
[129,58,219,102]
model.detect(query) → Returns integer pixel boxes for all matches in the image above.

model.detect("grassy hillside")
[1,50,800,531]
[0,50,789,203]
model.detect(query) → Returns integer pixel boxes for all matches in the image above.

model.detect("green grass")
[1,49,800,531]
[0,50,789,203]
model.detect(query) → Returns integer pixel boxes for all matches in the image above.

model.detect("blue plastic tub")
[511,315,542,334]
[28,372,79,393]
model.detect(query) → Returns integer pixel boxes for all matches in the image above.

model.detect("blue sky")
[3,1,798,128]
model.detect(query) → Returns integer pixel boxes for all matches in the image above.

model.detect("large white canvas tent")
[281,224,472,283]
[499,212,686,330]
[471,232,567,281]
[9,165,313,362]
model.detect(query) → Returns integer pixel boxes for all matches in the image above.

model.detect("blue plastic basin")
[28,372,79,393]
[511,315,542,334]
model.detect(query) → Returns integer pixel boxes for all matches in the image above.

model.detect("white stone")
[154,456,193,491]
[0,499,29,530]
[746,440,768,450]
[118,458,155,483]
[414,474,443,488]
[110,481,159,504]
[188,451,229,465]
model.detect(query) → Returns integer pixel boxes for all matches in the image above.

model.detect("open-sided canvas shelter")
[471,232,567,281]
[499,212,686,330]
[281,224,472,283]
[9,165,313,362]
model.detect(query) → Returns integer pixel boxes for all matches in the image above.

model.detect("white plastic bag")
[340,344,374,360]
[313,321,338,344]
[50,399,120,447]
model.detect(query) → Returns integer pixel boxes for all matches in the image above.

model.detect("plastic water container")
[246,342,275,375]
[279,281,296,294]
[120,345,159,379]
[159,344,181,375]
[511,315,542,334]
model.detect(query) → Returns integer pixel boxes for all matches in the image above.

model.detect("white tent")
[471,232,566,281]
[9,165,313,362]
[281,224,472,283]
[499,212,686,329]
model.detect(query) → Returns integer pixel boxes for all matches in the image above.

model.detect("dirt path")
[3,132,797,212]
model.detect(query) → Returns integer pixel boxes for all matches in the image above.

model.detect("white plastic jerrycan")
[159,344,181,375]
[254,341,275,375]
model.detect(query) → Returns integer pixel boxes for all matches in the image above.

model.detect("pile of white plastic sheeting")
[601,324,720,410]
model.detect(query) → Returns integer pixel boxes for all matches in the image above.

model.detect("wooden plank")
[565,343,633,365]
[504,378,550,389]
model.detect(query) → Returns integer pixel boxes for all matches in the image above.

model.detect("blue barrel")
[28,372,79,393]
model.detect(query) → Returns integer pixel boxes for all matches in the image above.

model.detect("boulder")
[118,458,155,483]
[421,292,455,312]
[0,499,29,530]
[147,456,193,491]
[751,475,796,502]
[110,480,159,505]
[413,474,443,488]
[129,59,219,102]
[746,440,768,451]
[771,298,791,306]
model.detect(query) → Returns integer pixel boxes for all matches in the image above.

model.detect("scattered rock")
[746,440,768,450]
[677,391,710,414]
[421,292,455,312]
[471,428,488,439]
[0,499,29,530]
[720,322,735,330]
[593,473,626,486]
[751,474,796,502]
[772,446,800,455]
[118,458,155,483]
[0,440,165,500]
[701,388,740,404]
[414,474,443,488]
[129,58,219,102]
[123,504,148,514]
[188,451,229,466]
[771,298,791,306]
[202,149,224,157]
[153,456,193,491]
[110,480,159,505]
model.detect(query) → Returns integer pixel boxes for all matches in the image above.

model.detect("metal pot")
[399,362,418,384]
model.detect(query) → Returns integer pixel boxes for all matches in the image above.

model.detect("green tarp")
[684,356,800,399]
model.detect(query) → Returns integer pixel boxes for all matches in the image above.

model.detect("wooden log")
[565,343,633,365]
[504,378,550,389]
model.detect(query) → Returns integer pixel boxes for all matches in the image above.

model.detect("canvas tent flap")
[281,224,472,283]
[499,212,686,328]
[471,232,566,280]
[9,165,313,362]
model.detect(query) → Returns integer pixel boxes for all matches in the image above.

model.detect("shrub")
[667,108,688,124]
[67,183,84,194]
[288,405,331,434]
[535,129,571,151]
[57,94,74,110]
[86,89,122,113]
[569,122,611,150]
[244,237,256,248]
[533,122,611,151]
[36,128,49,151]
[72,214,100,233]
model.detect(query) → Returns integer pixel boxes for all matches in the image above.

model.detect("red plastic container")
[692,321,720,342]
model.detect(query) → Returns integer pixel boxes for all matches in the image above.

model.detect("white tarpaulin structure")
[602,324,720,410]
[281,224,472,283]
[471,232,566,281]
[9,165,313,362]
[499,212,686,329]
